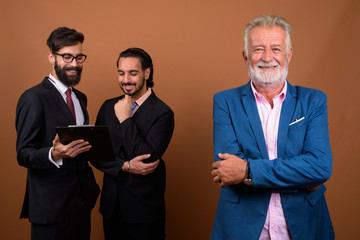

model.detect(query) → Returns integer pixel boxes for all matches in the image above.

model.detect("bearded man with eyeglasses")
[15,27,100,240]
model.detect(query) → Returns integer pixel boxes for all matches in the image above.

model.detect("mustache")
[256,61,279,68]
[64,67,82,71]
[122,83,136,86]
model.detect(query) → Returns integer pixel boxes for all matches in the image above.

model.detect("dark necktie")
[65,88,76,122]
[131,102,137,117]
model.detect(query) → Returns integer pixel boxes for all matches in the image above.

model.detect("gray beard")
[248,60,288,90]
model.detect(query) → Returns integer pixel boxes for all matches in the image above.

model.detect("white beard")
[248,59,289,90]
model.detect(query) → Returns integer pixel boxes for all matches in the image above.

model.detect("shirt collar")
[49,73,71,94]
[251,80,287,102]
[134,88,152,107]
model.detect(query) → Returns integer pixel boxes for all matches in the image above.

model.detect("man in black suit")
[95,48,174,240]
[15,27,100,240]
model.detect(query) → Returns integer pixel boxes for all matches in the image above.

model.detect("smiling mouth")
[122,83,136,91]
[65,68,78,75]
[258,66,278,69]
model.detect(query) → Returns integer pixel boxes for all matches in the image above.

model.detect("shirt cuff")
[48,147,62,168]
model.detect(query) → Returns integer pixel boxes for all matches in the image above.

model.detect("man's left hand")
[211,153,247,188]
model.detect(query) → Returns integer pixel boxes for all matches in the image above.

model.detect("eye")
[129,71,139,76]
[254,48,263,53]
[75,55,85,61]
[118,71,124,76]
[63,54,73,61]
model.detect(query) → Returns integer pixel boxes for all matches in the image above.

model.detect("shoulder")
[290,84,327,104]
[97,96,122,113]
[16,81,50,115]
[72,88,87,100]
[213,84,249,102]
[149,92,174,114]
[17,80,47,104]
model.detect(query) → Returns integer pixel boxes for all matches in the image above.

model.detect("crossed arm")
[211,91,332,190]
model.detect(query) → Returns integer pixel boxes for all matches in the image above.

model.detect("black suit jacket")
[15,77,100,224]
[95,90,174,223]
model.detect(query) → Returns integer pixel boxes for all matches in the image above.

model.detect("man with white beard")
[210,15,334,240]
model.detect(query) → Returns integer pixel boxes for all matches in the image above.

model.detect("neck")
[253,81,285,107]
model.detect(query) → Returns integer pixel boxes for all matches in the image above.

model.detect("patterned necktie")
[131,102,137,117]
[65,88,76,122]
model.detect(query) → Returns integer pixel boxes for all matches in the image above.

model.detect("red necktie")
[65,88,76,122]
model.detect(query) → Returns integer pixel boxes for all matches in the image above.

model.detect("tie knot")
[131,102,137,109]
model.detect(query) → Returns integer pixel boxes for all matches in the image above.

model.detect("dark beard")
[121,77,145,97]
[54,59,82,87]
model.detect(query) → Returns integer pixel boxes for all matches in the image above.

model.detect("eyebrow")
[252,44,283,48]
[117,69,140,73]
[251,44,284,51]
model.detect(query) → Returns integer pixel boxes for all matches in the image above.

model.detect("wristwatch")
[243,161,253,186]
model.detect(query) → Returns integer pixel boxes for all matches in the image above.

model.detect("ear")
[242,51,248,64]
[144,67,150,80]
[48,52,55,66]
[287,47,293,64]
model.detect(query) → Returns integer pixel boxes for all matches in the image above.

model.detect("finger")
[213,175,223,184]
[212,161,219,169]
[67,139,86,148]
[53,134,60,144]
[69,144,91,157]
[124,94,131,102]
[218,153,230,159]
[144,161,158,170]
[133,154,151,162]
[211,169,218,177]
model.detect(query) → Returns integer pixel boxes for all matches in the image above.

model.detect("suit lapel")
[277,82,297,157]
[132,90,156,120]
[241,82,269,159]
[42,78,76,125]
[73,88,89,124]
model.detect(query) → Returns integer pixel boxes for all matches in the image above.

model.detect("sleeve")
[114,106,175,164]
[250,91,333,189]
[91,101,126,178]
[15,90,52,169]
[213,92,245,161]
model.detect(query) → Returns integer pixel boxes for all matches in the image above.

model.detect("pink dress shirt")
[251,81,292,240]
[131,87,152,115]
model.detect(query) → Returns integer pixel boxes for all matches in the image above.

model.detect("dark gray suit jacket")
[95,90,174,223]
[16,77,100,224]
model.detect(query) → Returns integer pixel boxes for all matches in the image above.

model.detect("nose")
[262,48,273,63]
[69,58,80,67]
[119,73,131,83]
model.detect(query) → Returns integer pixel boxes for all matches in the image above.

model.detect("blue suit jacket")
[211,81,334,240]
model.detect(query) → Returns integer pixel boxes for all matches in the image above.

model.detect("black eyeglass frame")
[52,52,87,63]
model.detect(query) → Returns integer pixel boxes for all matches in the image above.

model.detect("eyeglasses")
[52,52,87,63]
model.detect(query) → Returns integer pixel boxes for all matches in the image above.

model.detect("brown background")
[1,0,359,239]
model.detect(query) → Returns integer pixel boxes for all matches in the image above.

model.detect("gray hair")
[244,15,292,56]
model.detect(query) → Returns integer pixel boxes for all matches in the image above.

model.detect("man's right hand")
[123,154,159,175]
[51,134,91,160]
